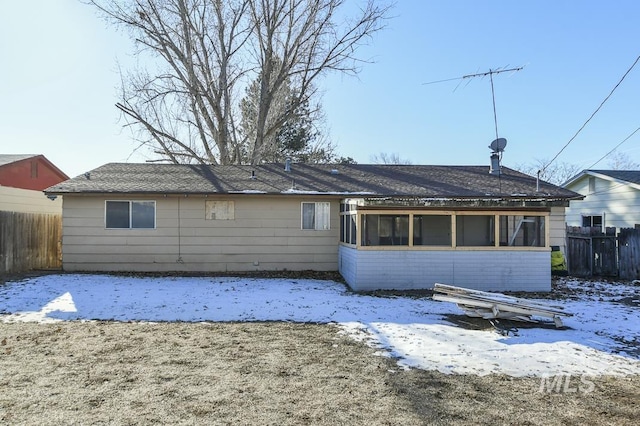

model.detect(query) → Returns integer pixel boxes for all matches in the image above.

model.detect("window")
[413,215,452,246]
[499,215,545,247]
[456,215,494,246]
[302,202,330,230]
[340,202,357,244]
[354,211,548,248]
[106,201,155,229]
[582,215,603,229]
[340,213,357,244]
[361,214,409,246]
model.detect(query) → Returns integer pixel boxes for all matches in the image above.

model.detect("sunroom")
[338,198,564,292]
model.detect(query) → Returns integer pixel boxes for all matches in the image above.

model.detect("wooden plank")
[619,228,640,280]
[433,293,570,318]
[433,283,572,327]
[433,283,569,314]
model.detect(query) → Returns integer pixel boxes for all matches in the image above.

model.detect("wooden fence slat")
[0,211,62,274]
[567,226,640,280]
[619,228,640,280]
[566,226,617,277]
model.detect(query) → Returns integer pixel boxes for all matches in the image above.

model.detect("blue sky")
[1,1,639,178]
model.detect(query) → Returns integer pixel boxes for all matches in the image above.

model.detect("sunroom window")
[499,215,545,247]
[106,201,155,229]
[413,215,452,246]
[361,214,409,246]
[456,215,495,246]
[340,213,357,244]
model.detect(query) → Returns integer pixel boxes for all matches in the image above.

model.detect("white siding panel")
[338,245,357,286]
[343,249,550,292]
[549,206,567,255]
[566,175,640,229]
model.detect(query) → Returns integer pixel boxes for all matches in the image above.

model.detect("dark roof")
[46,163,580,200]
[588,170,640,186]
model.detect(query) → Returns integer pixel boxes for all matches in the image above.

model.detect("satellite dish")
[489,137,507,152]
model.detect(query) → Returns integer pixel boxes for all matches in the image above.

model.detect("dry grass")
[0,321,638,425]
[0,321,421,425]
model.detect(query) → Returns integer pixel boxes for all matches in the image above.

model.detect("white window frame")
[301,202,330,230]
[582,213,604,231]
[105,200,156,229]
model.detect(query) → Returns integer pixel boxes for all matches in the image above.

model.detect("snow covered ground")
[1,274,638,378]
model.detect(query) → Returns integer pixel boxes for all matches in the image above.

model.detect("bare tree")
[370,152,412,165]
[606,150,640,170]
[512,158,581,186]
[89,0,390,165]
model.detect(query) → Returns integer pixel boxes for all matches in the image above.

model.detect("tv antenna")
[424,66,524,143]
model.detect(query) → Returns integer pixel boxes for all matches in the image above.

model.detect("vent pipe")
[489,153,501,175]
[284,158,291,172]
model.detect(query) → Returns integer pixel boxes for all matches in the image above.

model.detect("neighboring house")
[0,185,62,214]
[0,154,68,273]
[0,154,69,191]
[0,154,68,214]
[45,163,580,292]
[564,170,640,231]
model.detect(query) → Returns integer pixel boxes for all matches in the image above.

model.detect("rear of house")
[46,163,580,292]
[61,194,339,272]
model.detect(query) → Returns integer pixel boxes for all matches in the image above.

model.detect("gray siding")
[62,195,339,272]
[339,245,550,292]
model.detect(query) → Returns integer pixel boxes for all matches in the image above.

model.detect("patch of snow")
[228,190,267,194]
[281,189,375,195]
[0,275,638,377]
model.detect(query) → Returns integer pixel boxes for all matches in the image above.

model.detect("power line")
[587,126,640,169]
[542,54,640,173]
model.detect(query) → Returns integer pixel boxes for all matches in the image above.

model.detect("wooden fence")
[0,211,62,274]
[566,226,640,280]
[618,228,640,280]
[566,227,617,277]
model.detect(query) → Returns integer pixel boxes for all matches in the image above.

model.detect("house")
[44,162,580,292]
[0,154,68,214]
[0,154,68,273]
[0,154,69,191]
[563,170,640,231]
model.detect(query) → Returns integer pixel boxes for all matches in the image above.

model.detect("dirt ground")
[0,321,638,426]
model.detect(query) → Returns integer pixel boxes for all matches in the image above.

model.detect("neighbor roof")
[46,162,580,200]
[0,154,69,180]
[0,154,39,167]
[563,170,640,189]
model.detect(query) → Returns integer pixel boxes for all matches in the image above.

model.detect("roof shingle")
[45,163,580,199]
[588,170,640,186]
